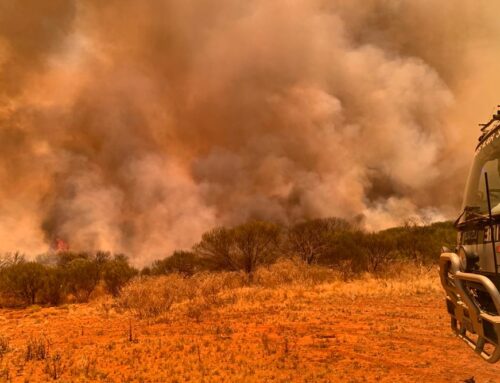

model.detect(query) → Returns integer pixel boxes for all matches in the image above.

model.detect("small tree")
[287,218,351,264]
[362,232,395,273]
[56,251,90,267]
[151,251,200,276]
[40,266,65,305]
[102,255,138,296]
[231,221,281,275]
[195,222,281,274]
[397,219,424,264]
[194,227,235,270]
[94,251,111,274]
[0,252,25,269]
[140,267,152,277]
[0,262,46,305]
[64,258,100,302]
[321,230,366,273]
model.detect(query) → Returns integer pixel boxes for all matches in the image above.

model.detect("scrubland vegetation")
[2,218,485,382]
[0,218,455,309]
[0,259,497,382]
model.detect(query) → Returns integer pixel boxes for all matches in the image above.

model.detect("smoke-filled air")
[0,0,499,264]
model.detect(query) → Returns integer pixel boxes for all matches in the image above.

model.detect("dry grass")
[117,259,440,320]
[0,260,495,382]
[253,258,338,287]
[0,336,8,359]
[25,336,49,362]
[117,271,247,319]
[116,259,333,319]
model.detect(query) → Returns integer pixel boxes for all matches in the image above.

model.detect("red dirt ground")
[0,285,499,382]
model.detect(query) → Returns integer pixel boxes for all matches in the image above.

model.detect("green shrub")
[361,232,397,273]
[195,221,282,275]
[55,251,91,267]
[151,251,202,276]
[39,266,65,305]
[231,221,281,274]
[0,252,25,269]
[287,218,351,264]
[194,227,235,271]
[102,255,138,296]
[319,230,366,271]
[63,258,100,302]
[0,262,46,305]
[0,218,457,308]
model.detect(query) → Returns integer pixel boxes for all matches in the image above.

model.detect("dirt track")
[0,283,499,382]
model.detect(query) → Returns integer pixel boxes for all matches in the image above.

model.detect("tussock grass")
[253,258,337,287]
[0,335,9,359]
[118,259,439,319]
[117,272,248,318]
[25,336,49,361]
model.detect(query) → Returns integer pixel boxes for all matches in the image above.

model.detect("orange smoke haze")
[1,1,499,264]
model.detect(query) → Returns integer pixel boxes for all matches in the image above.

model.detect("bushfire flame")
[52,239,70,253]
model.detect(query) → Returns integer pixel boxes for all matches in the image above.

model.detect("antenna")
[478,105,500,136]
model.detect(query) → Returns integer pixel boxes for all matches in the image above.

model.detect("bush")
[0,252,25,270]
[195,221,281,275]
[40,267,65,305]
[194,227,235,270]
[253,258,336,287]
[382,220,456,265]
[118,274,188,318]
[102,255,138,296]
[55,251,91,267]
[287,218,351,264]
[118,271,249,319]
[0,262,46,305]
[94,251,112,273]
[361,232,397,273]
[0,217,457,308]
[63,258,100,302]
[231,221,281,275]
[151,251,202,276]
[194,272,247,304]
[320,230,366,272]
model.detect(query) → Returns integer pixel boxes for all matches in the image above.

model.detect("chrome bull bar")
[439,252,500,363]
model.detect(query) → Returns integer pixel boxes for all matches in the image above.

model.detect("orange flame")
[52,238,69,253]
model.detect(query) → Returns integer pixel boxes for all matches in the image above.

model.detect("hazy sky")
[0,0,499,264]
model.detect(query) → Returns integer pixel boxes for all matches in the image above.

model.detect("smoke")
[0,0,499,264]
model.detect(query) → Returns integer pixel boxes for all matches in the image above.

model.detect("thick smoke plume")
[0,0,499,264]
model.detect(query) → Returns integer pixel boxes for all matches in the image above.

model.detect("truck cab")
[440,108,500,362]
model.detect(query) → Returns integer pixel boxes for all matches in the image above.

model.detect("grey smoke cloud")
[0,0,499,264]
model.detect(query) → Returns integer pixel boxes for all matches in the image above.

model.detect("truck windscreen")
[464,132,500,216]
